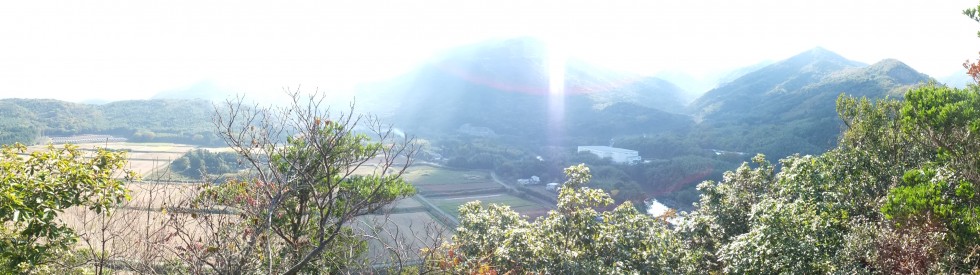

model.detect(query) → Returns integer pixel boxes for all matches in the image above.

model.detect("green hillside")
[686,49,932,158]
[0,98,219,145]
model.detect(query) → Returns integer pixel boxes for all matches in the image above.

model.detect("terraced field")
[26,142,196,175]
[430,193,551,220]
[401,165,502,196]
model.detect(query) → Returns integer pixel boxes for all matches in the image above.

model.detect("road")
[411,194,459,226]
[489,171,556,211]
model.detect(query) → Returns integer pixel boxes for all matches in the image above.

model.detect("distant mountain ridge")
[1,42,942,160]
[690,47,868,120]
[152,81,236,101]
[418,37,688,110]
[691,49,930,122]
[938,69,972,88]
[686,48,932,158]
[655,60,775,103]
[359,37,693,143]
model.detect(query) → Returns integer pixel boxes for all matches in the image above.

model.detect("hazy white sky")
[1,0,977,102]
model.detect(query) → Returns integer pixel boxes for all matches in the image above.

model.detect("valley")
[2,41,944,215]
[1,48,972,272]
[4,1,980,272]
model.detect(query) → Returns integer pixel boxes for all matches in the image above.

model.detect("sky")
[0,0,978,102]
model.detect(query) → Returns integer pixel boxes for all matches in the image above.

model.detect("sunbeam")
[546,38,567,147]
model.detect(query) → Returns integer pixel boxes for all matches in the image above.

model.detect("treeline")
[0,98,221,146]
[170,149,242,179]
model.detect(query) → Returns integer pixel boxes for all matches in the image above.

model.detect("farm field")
[60,207,182,261]
[31,142,463,270]
[40,144,553,269]
[59,182,452,266]
[26,142,197,175]
[353,210,450,266]
[388,196,425,210]
[400,165,555,221]
[401,165,502,195]
[58,181,213,265]
[125,182,201,209]
[430,193,551,220]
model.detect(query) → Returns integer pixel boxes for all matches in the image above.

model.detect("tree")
[171,156,190,172]
[436,164,688,274]
[170,149,241,179]
[963,4,980,83]
[0,143,135,273]
[674,90,980,274]
[878,84,980,271]
[166,91,418,274]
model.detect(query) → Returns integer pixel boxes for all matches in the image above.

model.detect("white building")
[646,199,684,225]
[517,175,541,186]
[546,182,561,191]
[577,146,641,164]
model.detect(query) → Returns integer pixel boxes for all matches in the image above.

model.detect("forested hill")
[687,48,933,159]
[358,37,693,143]
[0,98,219,145]
[689,47,867,120]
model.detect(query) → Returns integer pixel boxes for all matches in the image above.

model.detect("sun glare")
[544,36,567,146]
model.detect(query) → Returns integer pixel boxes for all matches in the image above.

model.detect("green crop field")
[401,165,503,195]
[402,165,491,186]
[431,193,549,219]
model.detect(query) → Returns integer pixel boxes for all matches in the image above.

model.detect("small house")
[517,175,541,186]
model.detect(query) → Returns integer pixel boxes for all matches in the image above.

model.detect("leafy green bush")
[0,144,135,273]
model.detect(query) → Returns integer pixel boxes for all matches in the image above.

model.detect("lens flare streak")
[547,41,566,147]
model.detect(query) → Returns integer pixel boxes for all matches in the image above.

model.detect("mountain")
[655,60,774,103]
[690,47,867,121]
[938,69,972,88]
[713,60,777,87]
[687,48,932,158]
[359,37,692,144]
[152,81,236,101]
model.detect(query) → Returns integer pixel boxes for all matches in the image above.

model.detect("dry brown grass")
[44,143,453,272]
[58,183,450,272]
[58,182,215,273]
[353,208,450,266]
[125,182,200,209]
[26,142,198,175]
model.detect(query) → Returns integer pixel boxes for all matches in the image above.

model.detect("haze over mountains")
[655,60,776,103]
[357,38,692,142]
[0,37,949,159]
[347,38,935,157]
[691,48,930,121]
[689,48,933,157]
[0,36,951,209]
